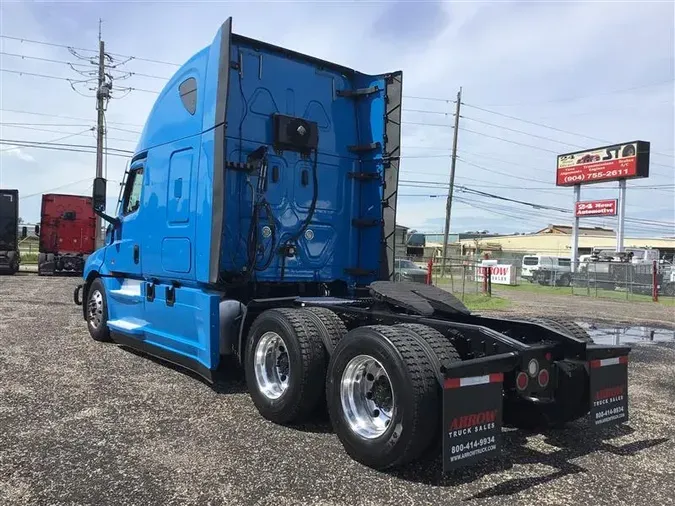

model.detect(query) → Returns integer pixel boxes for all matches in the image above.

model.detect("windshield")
[523,257,538,266]
[398,260,417,269]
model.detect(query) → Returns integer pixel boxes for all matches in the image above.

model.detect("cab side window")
[123,167,144,215]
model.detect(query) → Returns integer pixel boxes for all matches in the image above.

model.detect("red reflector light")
[545,352,552,361]
[516,371,528,390]
[538,369,550,387]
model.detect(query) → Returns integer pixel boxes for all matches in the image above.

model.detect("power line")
[0,108,143,128]
[460,116,586,149]
[459,127,560,153]
[0,124,95,138]
[0,139,132,157]
[0,68,91,85]
[0,34,181,67]
[461,102,675,160]
[403,121,453,128]
[0,122,137,145]
[18,178,93,200]
[480,79,675,107]
[0,138,132,153]
[456,157,554,186]
[0,50,172,81]
[1,68,159,95]
[0,122,91,128]
[404,95,455,103]
[459,125,674,175]
[0,129,94,153]
[404,108,454,116]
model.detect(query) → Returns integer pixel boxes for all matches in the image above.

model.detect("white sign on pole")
[476,264,517,285]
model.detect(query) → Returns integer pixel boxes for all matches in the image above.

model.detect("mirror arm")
[95,208,120,227]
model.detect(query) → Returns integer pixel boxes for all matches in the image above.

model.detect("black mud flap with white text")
[442,373,504,472]
[589,355,629,428]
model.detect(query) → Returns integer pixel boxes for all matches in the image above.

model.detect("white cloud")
[0,146,35,163]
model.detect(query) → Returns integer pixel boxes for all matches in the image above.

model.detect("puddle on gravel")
[577,322,675,345]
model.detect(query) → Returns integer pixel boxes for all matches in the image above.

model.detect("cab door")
[106,161,145,276]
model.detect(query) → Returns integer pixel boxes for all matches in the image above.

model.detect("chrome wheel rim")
[88,289,103,329]
[254,332,290,400]
[340,354,395,439]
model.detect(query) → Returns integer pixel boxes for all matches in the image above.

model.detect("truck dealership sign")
[575,199,618,217]
[475,264,517,285]
[556,141,650,186]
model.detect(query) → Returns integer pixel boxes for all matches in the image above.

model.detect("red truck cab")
[36,193,96,276]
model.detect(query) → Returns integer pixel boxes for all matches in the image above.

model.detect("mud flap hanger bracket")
[441,351,520,380]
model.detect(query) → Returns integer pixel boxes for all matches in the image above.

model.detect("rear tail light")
[516,371,528,391]
[538,368,550,388]
[527,358,539,377]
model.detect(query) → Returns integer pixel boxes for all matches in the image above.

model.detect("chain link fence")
[394,254,675,302]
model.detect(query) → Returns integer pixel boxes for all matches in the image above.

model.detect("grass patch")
[457,293,511,311]
[436,277,675,306]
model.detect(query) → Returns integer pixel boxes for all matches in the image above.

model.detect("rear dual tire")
[244,308,328,424]
[326,324,459,470]
[244,309,459,470]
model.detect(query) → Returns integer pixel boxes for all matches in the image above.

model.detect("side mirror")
[34,224,40,236]
[93,177,107,211]
[21,226,28,239]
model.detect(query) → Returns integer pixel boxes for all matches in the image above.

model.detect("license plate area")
[589,356,629,428]
[442,373,504,472]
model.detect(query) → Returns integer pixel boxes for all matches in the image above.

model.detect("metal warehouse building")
[456,224,675,261]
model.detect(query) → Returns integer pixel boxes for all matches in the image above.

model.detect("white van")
[521,255,571,283]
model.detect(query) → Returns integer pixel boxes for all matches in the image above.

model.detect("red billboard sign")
[575,199,618,217]
[556,141,650,186]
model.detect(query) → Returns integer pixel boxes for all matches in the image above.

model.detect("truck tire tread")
[395,323,461,365]
[526,316,592,342]
[302,307,347,353]
[327,324,438,469]
[245,308,327,424]
[86,277,112,342]
[394,323,462,461]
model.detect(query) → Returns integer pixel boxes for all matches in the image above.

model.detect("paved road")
[1,275,674,505]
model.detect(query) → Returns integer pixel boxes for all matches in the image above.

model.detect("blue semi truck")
[74,18,631,472]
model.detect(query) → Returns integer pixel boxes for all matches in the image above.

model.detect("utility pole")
[94,20,110,249]
[440,87,462,278]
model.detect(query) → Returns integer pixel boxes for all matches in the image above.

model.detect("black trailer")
[0,189,24,275]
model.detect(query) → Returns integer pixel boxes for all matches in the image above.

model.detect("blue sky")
[0,0,673,237]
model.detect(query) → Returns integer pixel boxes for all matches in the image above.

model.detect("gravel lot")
[1,274,675,506]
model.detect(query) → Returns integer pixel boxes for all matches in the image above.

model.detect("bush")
[21,253,38,264]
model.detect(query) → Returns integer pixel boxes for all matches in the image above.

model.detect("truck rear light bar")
[516,371,529,391]
[527,358,539,377]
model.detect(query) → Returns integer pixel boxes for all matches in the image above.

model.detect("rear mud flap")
[589,356,629,428]
[442,373,504,472]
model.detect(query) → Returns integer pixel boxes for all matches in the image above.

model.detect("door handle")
[133,244,139,264]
